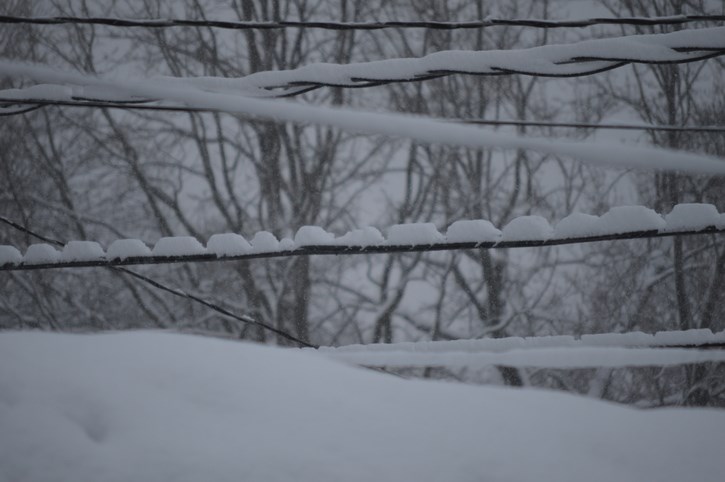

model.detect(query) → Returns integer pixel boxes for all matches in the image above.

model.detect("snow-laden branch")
[2,60,725,175]
[1,13,724,31]
[2,204,723,271]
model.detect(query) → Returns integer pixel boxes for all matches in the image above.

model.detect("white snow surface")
[501,215,554,241]
[335,226,385,247]
[386,223,445,245]
[249,231,280,253]
[663,203,720,231]
[22,243,60,264]
[0,245,23,266]
[151,236,207,257]
[446,219,501,243]
[326,346,725,369]
[598,205,666,233]
[4,59,725,175]
[3,204,725,269]
[294,226,336,246]
[554,212,602,238]
[323,329,725,355]
[206,233,252,257]
[1,331,724,482]
[60,241,105,262]
[107,239,152,260]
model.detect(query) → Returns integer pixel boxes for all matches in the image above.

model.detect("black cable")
[3,98,723,133]
[1,14,723,31]
[2,219,723,271]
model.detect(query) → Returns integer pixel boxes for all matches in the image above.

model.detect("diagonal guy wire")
[0,215,317,348]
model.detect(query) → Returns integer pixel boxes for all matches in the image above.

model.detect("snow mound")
[23,243,60,264]
[206,233,252,257]
[61,241,105,262]
[278,237,296,251]
[335,226,384,247]
[294,226,336,246]
[502,215,553,241]
[386,223,445,245]
[0,332,723,482]
[107,239,152,260]
[598,205,665,233]
[0,245,23,266]
[152,236,207,257]
[249,231,280,253]
[663,203,720,231]
[554,212,602,238]
[446,219,501,243]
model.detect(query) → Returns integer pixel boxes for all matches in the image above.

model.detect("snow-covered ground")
[1,332,723,482]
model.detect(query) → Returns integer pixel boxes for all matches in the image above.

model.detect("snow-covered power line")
[2,204,724,272]
[4,63,725,175]
[2,26,723,100]
[319,330,725,370]
[319,328,725,368]
[322,346,725,369]
[320,329,725,354]
[4,98,724,133]
[1,13,723,31]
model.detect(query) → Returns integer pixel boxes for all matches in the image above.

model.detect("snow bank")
[1,331,724,482]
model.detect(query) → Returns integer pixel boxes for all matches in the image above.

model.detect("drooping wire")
[0,14,723,31]
[2,98,724,133]
[0,215,317,348]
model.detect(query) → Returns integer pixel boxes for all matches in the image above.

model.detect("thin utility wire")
[0,215,316,348]
[1,14,724,31]
[2,219,723,272]
[2,98,723,133]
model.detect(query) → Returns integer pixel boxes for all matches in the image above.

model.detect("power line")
[3,98,723,133]
[0,215,316,348]
[1,14,723,31]
[2,223,723,272]
[2,26,722,100]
